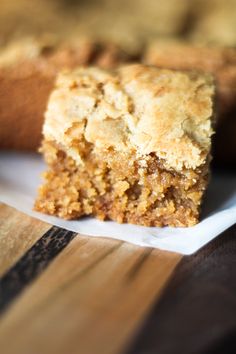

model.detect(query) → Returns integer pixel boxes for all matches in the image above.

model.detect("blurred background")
[1,0,236,53]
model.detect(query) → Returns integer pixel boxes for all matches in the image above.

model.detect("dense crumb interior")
[35,139,210,227]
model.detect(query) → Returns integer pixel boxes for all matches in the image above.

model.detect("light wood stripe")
[0,203,50,276]
[0,228,181,354]
[0,226,77,313]
[0,203,182,354]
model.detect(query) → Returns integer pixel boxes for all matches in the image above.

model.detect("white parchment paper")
[0,152,235,255]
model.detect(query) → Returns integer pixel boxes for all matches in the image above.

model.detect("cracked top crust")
[43,64,215,171]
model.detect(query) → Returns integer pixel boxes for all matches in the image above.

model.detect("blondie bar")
[35,64,215,227]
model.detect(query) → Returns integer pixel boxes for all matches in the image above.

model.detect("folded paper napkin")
[0,152,235,254]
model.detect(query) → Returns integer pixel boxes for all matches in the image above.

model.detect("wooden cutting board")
[0,202,181,354]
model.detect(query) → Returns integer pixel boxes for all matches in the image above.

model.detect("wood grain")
[0,226,77,313]
[0,204,182,354]
[0,203,50,276]
[126,224,236,354]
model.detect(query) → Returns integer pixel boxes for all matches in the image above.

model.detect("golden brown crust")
[0,38,133,151]
[44,64,214,171]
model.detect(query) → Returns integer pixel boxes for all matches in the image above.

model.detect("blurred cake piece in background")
[70,0,191,54]
[0,0,69,45]
[0,37,134,151]
[144,40,236,114]
[0,0,191,55]
[190,0,236,46]
[1,0,235,51]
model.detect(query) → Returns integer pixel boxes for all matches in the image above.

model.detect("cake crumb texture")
[35,140,210,227]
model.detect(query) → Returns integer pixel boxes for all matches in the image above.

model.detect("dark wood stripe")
[126,224,236,354]
[126,248,153,281]
[0,226,77,314]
